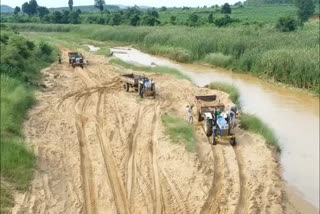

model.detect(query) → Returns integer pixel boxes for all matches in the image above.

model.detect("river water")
[111,47,319,209]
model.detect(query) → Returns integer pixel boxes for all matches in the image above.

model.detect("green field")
[159,4,298,24]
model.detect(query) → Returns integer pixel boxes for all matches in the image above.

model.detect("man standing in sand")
[187,105,193,124]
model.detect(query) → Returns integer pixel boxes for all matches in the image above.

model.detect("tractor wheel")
[205,120,213,137]
[197,111,202,122]
[72,64,75,68]
[152,85,156,99]
[124,83,129,92]
[212,129,217,145]
[80,64,83,69]
[138,84,144,98]
[230,138,236,146]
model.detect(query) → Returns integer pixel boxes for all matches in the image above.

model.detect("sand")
[12,48,288,214]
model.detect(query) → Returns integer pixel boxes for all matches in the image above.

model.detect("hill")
[49,5,124,12]
[0,5,14,13]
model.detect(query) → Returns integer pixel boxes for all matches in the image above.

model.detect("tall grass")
[0,28,56,213]
[204,53,233,67]
[0,186,13,214]
[88,24,319,93]
[9,21,320,93]
[9,23,78,32]
[0,76,36,213]
[208,82,240,104]
[147,45,193,62]
[110,58,190,80]
[161,113,196,152]
[240,113,280,152]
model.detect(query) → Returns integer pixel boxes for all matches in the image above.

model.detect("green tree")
[129,14,140,26]
[94,0,105,14]
[147,10,159,18]
[110,13,122,25]
[188,13,199,26]
[208,12,214,23]
[68,0,73,11]
[295,0,315,23]
[22,2,31,15]
[160,6,167,11]
[214,14,239,27]
[69,11,80,24]
[50,11,63,23]
[276,16,297,32]
[221,3,232,14]
[14,6,21,14]
[170,15,177,25]
[141,15,160,26]
[28,0,38,15]
[37,6,49,18]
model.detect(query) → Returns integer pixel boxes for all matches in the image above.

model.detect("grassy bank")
[208,82,240,104]
[0,26,55,213]
[161,113,196,152]
[110,58,190,80]
[240,114,280,152]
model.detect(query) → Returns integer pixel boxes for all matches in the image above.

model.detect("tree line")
[6,0,318,28]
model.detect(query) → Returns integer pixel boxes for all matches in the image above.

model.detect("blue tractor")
[212,115,236,146]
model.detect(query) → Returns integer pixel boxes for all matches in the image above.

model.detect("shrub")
[214,15,239,27]
[221,3,232,14]
[276,16,297,32]
[39,42,52,55]
[240,114,280,152]
[204,52,232,67]
[208,82,240,104]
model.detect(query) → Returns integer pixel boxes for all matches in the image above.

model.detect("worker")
[58,54,61,64]
[211,107,216,125]
[231,105,238,117]
[187,105,193,124]
[214,108,221,124]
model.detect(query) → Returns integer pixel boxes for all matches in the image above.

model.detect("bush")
[204,52,232,67]
[240,114,280,152]
[208,82,240,104]
[214,15,239,27]
[148,45,193,62]
[39,42,52,55]
[276,16,297,32]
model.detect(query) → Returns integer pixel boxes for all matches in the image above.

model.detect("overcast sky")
[2,0,242,8]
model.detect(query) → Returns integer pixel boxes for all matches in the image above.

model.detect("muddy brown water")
[111,47,319,210]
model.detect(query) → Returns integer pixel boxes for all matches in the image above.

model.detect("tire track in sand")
[234,146,249,214]
[95,91,130,214]
[200,126,241,214]
[74,93,97,214]
[126,106,142,207]
[149,104,162,214]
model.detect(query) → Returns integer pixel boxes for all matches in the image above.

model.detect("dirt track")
[13,49,289,214]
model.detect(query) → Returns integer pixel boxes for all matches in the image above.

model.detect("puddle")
[87,45,100,52]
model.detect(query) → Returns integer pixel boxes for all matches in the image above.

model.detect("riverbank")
[110,46,319,211]
[8,22,320,94]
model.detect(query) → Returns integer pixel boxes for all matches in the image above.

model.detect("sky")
[1,0,242,8]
